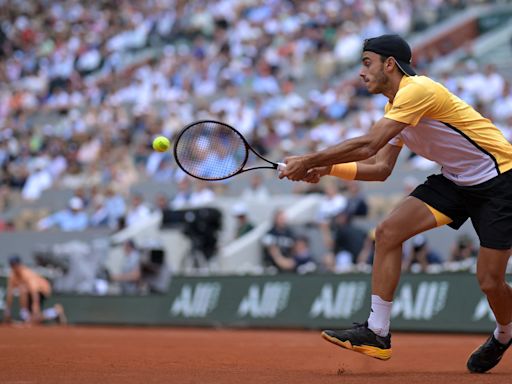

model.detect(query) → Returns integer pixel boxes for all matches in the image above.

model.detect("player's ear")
[384,57,395,73]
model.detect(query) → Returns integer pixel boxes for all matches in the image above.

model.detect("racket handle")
[277,162,286,171]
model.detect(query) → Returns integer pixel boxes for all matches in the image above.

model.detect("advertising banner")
[0,274,506,332]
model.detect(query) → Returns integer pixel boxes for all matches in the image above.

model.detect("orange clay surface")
[0,325,510,384]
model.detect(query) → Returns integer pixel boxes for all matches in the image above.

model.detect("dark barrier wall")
[0,274,507,332]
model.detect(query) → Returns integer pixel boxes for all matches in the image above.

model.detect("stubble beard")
[370,68,390,95]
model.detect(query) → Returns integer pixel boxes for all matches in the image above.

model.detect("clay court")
[0,326,510,383]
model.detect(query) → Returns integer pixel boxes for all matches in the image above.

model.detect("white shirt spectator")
[492,92,512,122]
[22,167,53,201]
[226,103,256,136]
[334,29,363,66]
[316,195,348,224]
[47,155,67,179]
[310,120,344,148]
[253,74,280,94]
[189,183,215,207]
[125,201,151,227]
[479,65,505,103]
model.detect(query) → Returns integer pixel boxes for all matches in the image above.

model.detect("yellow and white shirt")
[384,75,512,186]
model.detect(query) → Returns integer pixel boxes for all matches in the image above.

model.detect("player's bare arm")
[280,117,408,181]
[302,143,402,183]
[355,143,402,181]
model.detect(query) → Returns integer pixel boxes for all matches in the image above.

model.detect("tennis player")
[3,255,67,325]
[279,34,512,373]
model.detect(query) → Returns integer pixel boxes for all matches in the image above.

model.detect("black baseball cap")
[8,254,22,266]
[363,34,416,76]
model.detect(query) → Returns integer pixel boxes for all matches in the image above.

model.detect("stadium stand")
[1,1,512,287]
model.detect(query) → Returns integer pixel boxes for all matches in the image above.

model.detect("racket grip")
[277,162,286,171]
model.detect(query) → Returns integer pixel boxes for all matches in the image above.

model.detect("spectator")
[267,235,317,274]
[189,180,216,207]
[355,229,376,272]
[241,172,270,201]
[21,160,52,201]
[448,233,477,262]
[323,210,367,273]
[445,233,478,271]
[344,181,369,217]
[261,209,296,272]
[171,178,193,209]
[124,194,151,228]
[153,193,171,213]
[316,182,348,224]
[232,202,255,238]
[404,235,443,273]
[37,197,88,231]
[3,255,67,324]
[110,240,142,295]
[92,187,126,229]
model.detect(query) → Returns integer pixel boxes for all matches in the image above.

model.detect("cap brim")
[395,60,416,76]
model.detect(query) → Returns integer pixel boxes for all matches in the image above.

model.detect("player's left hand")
[279,156,310,181]
[302,166,331,183]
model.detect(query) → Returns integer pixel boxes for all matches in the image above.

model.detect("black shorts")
[410,170,512,250]
[27,292,47,313]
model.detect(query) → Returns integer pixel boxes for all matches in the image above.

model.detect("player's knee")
[374,220,401,249]
[477,271,505,296]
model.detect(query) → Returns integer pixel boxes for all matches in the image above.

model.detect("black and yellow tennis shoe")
[467,335,512,373]
[321,322,392,360]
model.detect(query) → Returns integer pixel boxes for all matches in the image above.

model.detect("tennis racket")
[173,120,286,181]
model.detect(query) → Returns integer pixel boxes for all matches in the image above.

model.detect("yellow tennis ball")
[152,136,170,152]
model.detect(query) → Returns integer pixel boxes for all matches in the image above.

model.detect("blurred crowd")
[1,1,505,218]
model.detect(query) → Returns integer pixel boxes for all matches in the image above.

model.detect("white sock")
[494,321,512,344]
[367,294,392,337]
[20,308,31,321]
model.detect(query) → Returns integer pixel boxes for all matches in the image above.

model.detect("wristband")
[329,162,357,180]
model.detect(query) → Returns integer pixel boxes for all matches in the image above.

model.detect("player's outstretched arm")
[352,143,402,181]
[280,118,407,181]
[301,143,402,184]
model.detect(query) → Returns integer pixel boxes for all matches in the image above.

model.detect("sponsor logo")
[473,297,495,322]
[170,283,221,317]
[309,282,367,319]
[237,282,291,318]
[392,281,449,320]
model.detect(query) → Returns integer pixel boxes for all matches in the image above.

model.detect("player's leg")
[477,247,512,330]
[368,196,444,335]
[465,170,512,373]
[322,196,444,360]
[41,304,67,324]
[467,246,512,373]
[372,196,439,301]
[19,287,31,323]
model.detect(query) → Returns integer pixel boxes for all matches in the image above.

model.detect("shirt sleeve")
[384,82,436,127]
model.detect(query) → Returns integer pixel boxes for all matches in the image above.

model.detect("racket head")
[173,120,250,181]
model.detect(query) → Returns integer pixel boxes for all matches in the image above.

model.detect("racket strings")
[175,122,248,180]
